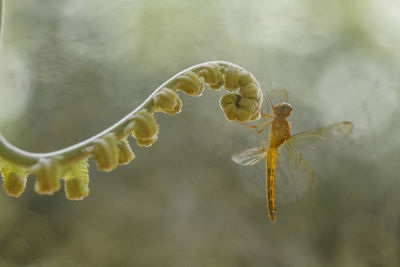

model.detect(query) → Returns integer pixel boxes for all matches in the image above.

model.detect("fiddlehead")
[0,61,263,199]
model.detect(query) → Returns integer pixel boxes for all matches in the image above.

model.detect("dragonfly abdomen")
[266,147,279,222]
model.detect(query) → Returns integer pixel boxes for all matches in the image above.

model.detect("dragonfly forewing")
[290,121,353,143]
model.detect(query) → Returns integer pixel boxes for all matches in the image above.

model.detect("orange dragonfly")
[232,90,353,222]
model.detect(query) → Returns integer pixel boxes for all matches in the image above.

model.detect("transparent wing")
[275,141,315,203]
[234,142,314,204]
[234,120,353,204]
[232,146,268,166]
[274,121,353,202]
[290,121,353,143]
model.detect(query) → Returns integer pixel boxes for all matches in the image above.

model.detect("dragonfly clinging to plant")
[232,90,353,222]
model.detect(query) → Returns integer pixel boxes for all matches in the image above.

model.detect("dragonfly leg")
[261,113,275,119]
[255,120,273,134]
[238,120,272,134]
[255,102,274,119]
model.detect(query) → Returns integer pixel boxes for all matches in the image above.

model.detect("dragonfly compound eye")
[277,102,292,115]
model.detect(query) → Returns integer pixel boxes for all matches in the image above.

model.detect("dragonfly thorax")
[274,102,292,118]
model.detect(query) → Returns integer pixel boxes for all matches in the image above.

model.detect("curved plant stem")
[0,61,254,168]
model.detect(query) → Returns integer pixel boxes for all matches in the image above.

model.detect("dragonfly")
[232,90,353,222]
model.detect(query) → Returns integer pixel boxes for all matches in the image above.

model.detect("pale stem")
[0,61,254,168]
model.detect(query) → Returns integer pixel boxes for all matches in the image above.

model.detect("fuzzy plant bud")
[173,72,203,96]
[1,161,28,197]
[239,82,261,101]
[1,159,28,197]
[198,64,224,90]
[238,71,253,87]
[224,66,241,92]
[153,88,182,116]
[31,158,61,195]
[3,172,26,197]
[117,139,135,165]
[131,109,159,147]
[65,178,88,200]
[92,133,119,172]
[220,94,240,121]
[64,159,89,200]
[220,94,259,122]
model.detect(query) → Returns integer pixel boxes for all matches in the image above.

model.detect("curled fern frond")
[0,61,263,199]
[224,66,241,92]
[117,139,135,165]
[64,159,89,200]
[239,82,262,100]
[1,158,28,197]
[198,64,224,90]
[153,88,182,116]
[131,109,159,147]
[30,158,61,195]
[220,94,259,122]
[173,72,204,96]
[92,133,119,172]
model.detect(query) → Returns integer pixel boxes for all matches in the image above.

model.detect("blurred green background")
[1,0,400,266]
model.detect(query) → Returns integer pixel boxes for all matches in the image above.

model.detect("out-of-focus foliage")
[0,0,3,44]
[0,0,400,266]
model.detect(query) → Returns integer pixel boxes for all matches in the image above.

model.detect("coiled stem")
[0,61,263,199]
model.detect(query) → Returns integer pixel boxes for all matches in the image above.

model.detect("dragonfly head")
[274,102,292,118]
